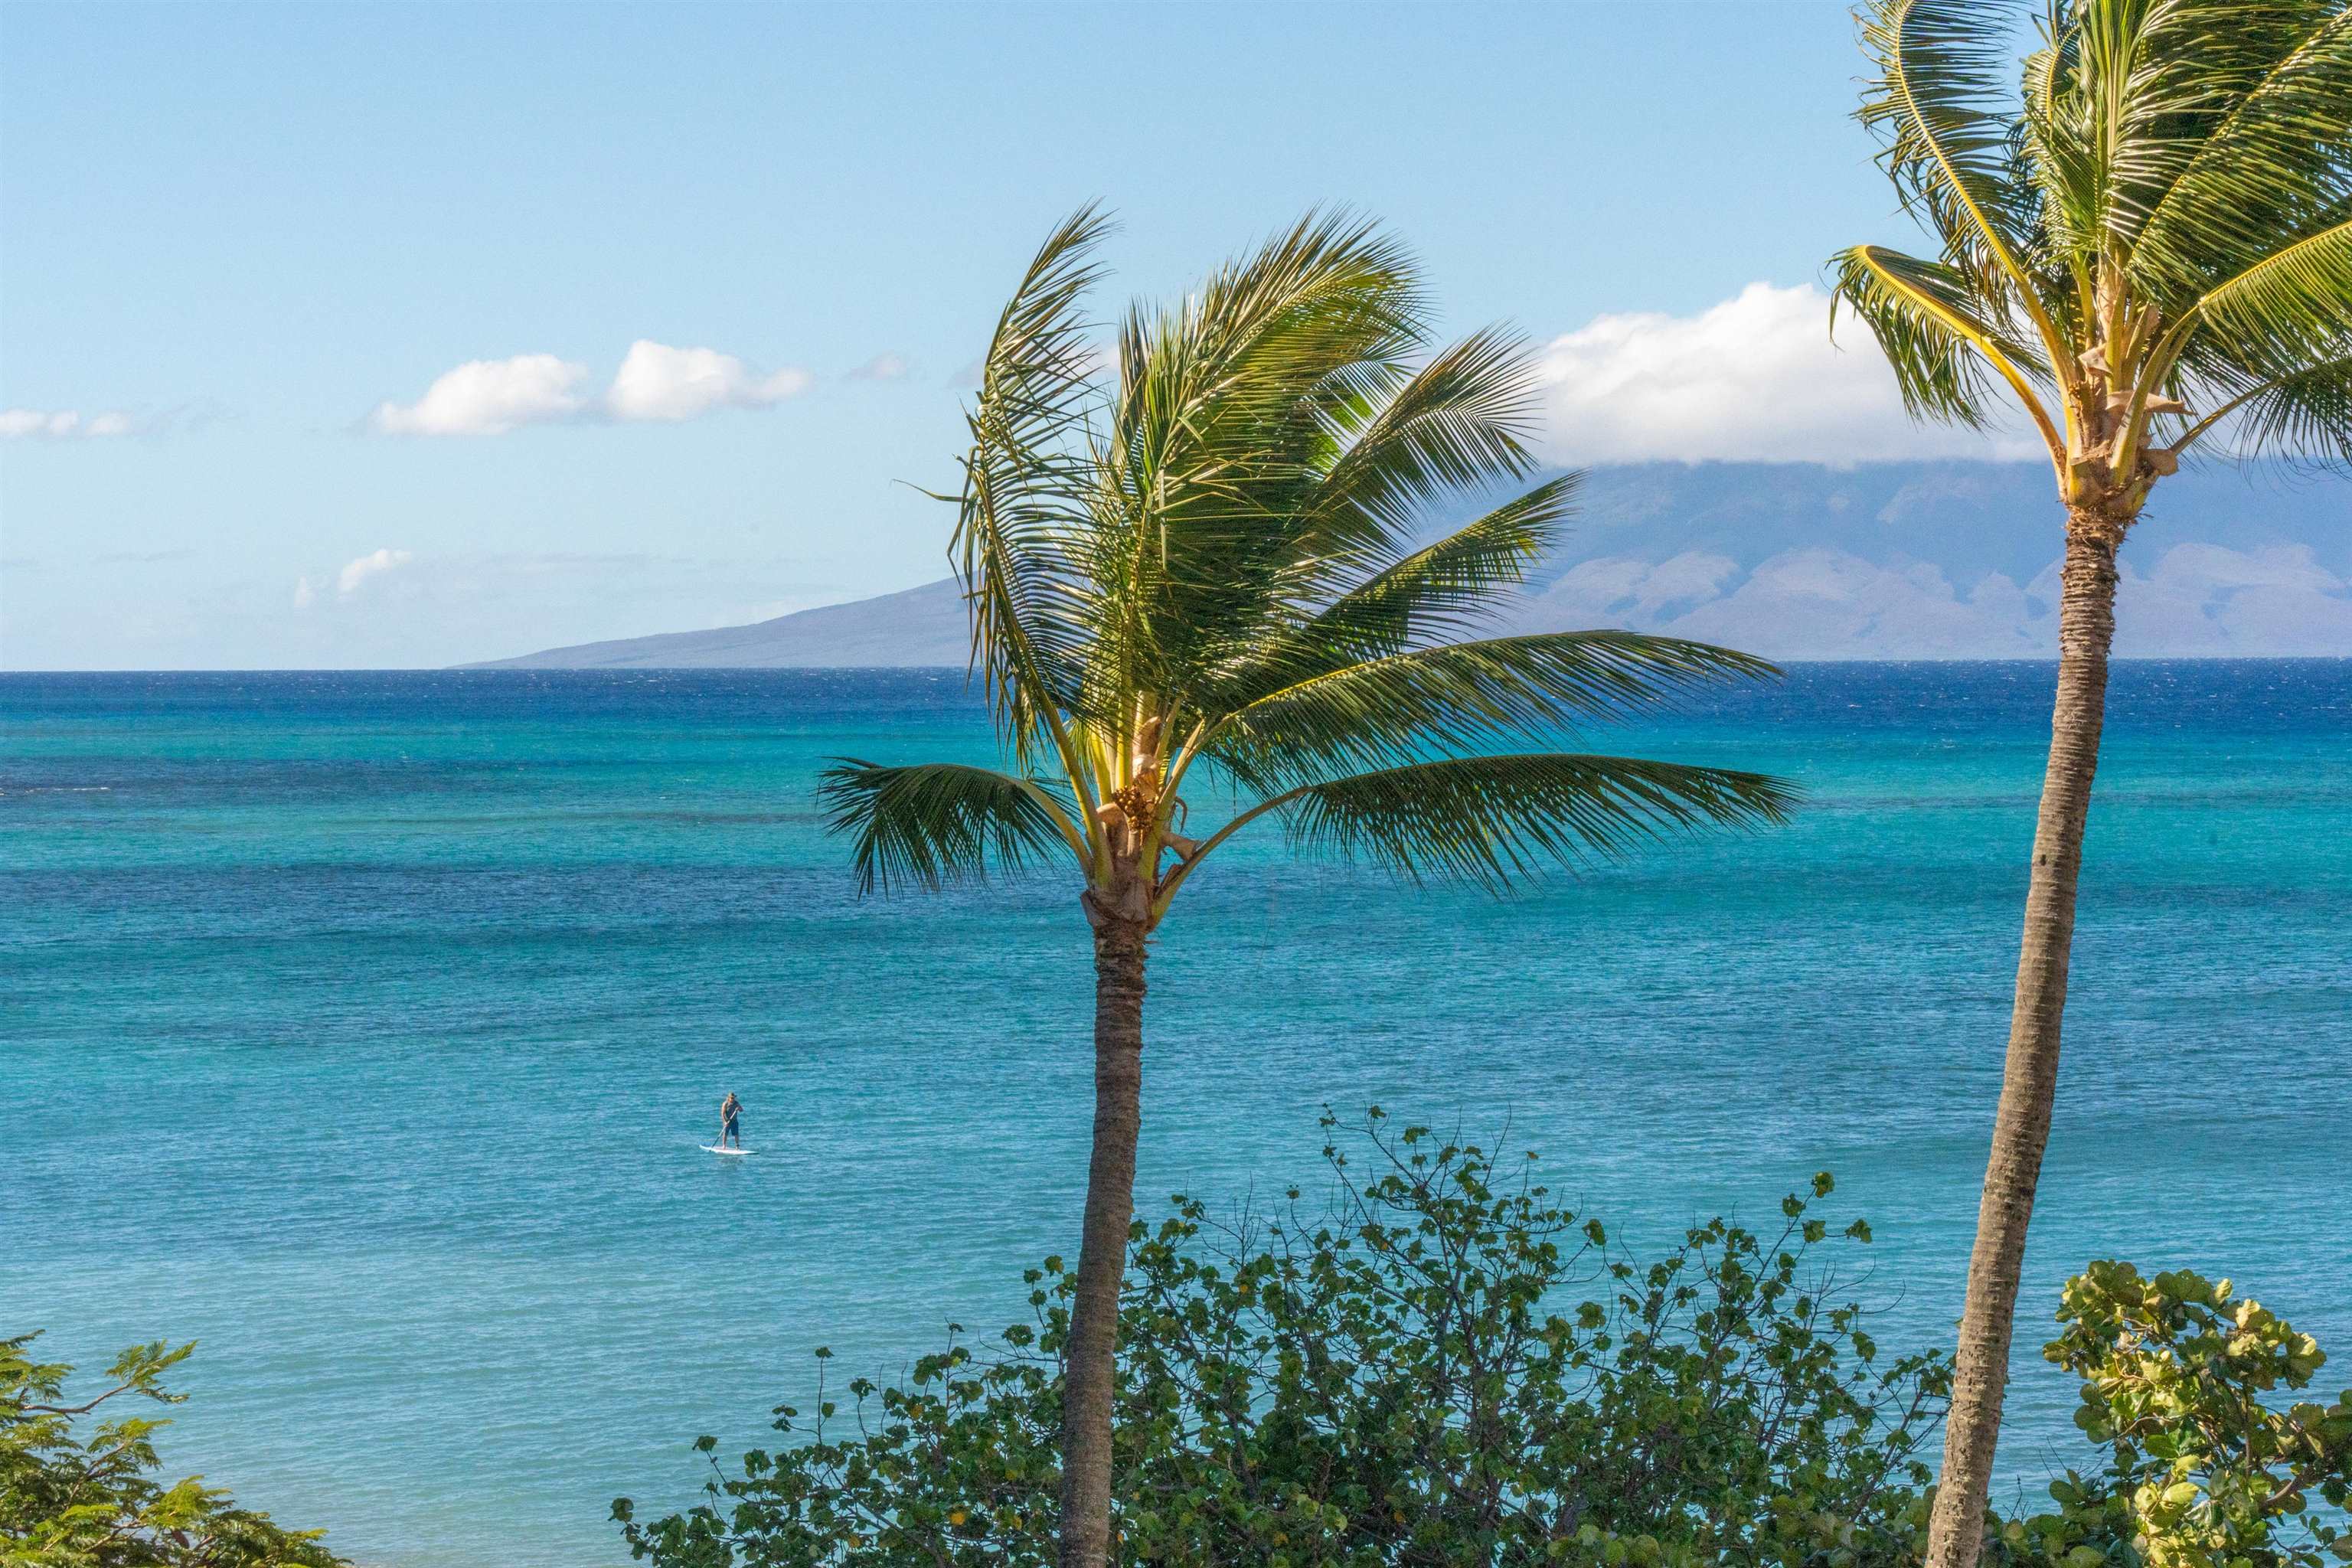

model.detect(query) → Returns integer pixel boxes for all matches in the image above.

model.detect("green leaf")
[952,201,1118,765]
[1214,628,1781,792]
[1276,753,1795,890]
[818,760,1079,894]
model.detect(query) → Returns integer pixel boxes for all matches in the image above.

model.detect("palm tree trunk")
[1057,894,1148,1568]
[1923,523,2122,1568]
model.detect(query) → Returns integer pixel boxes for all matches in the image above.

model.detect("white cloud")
[1535,282,2040,466]
[338,547,414,596]
[292,576,318,610]
[846,352,910,382]
[371,354,591,436]
[603,340,812,422]
[1,407,137,439]
[371,341,812,434]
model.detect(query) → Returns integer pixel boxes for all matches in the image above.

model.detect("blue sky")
[6,1,2035,668]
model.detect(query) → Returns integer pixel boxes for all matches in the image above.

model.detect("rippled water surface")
[4,664,2347,1567]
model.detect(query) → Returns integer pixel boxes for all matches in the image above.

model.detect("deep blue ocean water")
[3,664,2347,1568]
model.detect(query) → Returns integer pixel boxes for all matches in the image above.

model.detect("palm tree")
[822,206,1794,1568]
[1829,4,2352,1564]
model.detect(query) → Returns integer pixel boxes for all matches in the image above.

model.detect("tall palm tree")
[822,207,1794,1568]
[1829,4,2352,1564]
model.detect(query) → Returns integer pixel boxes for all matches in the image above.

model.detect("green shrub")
[1984,1262,2351,1568]
[2,1333,341,1568]
[615,1110,1949,1567]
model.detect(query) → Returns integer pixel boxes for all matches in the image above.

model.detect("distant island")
[462,578,969,669]
[466,461,2351,668]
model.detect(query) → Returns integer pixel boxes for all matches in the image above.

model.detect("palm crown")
[823,207,1792,922]
[824,207,1796,1568]
[1832,0,2351,521]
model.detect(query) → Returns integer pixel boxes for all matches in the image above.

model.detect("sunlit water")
[3,664,2347,1568]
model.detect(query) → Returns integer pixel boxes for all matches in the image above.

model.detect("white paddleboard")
[701,1145,754,1157]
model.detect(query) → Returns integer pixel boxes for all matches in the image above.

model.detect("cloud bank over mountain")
[1534,283,2044,466]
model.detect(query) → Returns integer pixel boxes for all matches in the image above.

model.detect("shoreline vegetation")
[608,1115,2352,1568]
[2,1335,339,1568]
[16,1118,2349,1568]
[9,0,2347,1563]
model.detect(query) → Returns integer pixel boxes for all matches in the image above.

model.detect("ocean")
[3,664,2347,1568]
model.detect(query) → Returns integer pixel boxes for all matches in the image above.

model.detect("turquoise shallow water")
[3,664,2347,1568]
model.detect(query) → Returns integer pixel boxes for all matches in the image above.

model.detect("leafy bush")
[1984,1262,2351,1568]
[2,1333,341,1567]
[615,1110,1948,1567]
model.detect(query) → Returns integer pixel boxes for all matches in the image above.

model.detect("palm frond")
[1307,476,1576,655]
[819,760,1080,895]
[2017,18,2104,272]
[1279,753,1797,891]
[1093,211,1431,694]
[2074,0,2207,259]
[1195,476,1579,714]
[954,202,1117,766]
[1291,325,1546,576]
[2192,217,2352,377]
[1856,0,2041,280]
[1211,632,1781,793]
[2198,351,2352,461]
[2125,5,2351,294]
[1831,245,2056,436]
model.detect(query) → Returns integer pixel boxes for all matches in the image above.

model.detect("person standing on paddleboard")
[719,1092,743,1150]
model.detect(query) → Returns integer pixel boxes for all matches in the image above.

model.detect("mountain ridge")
[465,462,2351,667]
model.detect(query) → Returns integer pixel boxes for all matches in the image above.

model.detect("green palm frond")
[2193,218,2352,375]
[2073,0,2210,256]
[2204,351,2352,460]
[1107,211,1423,518]
[955,203,1117,766]
[2126,6,2351,292]
[1197,477,1579,712]
[1094,211,1429,691]
[1278,753,1797,891]
[1291,325,1546,577]
[1308,477,1576,653]
[2018,21,2103,271]
[1857,0,2041,279]
[1211,632,1780,793]
[819,760,1083,895]
[1831,244,2054,430]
